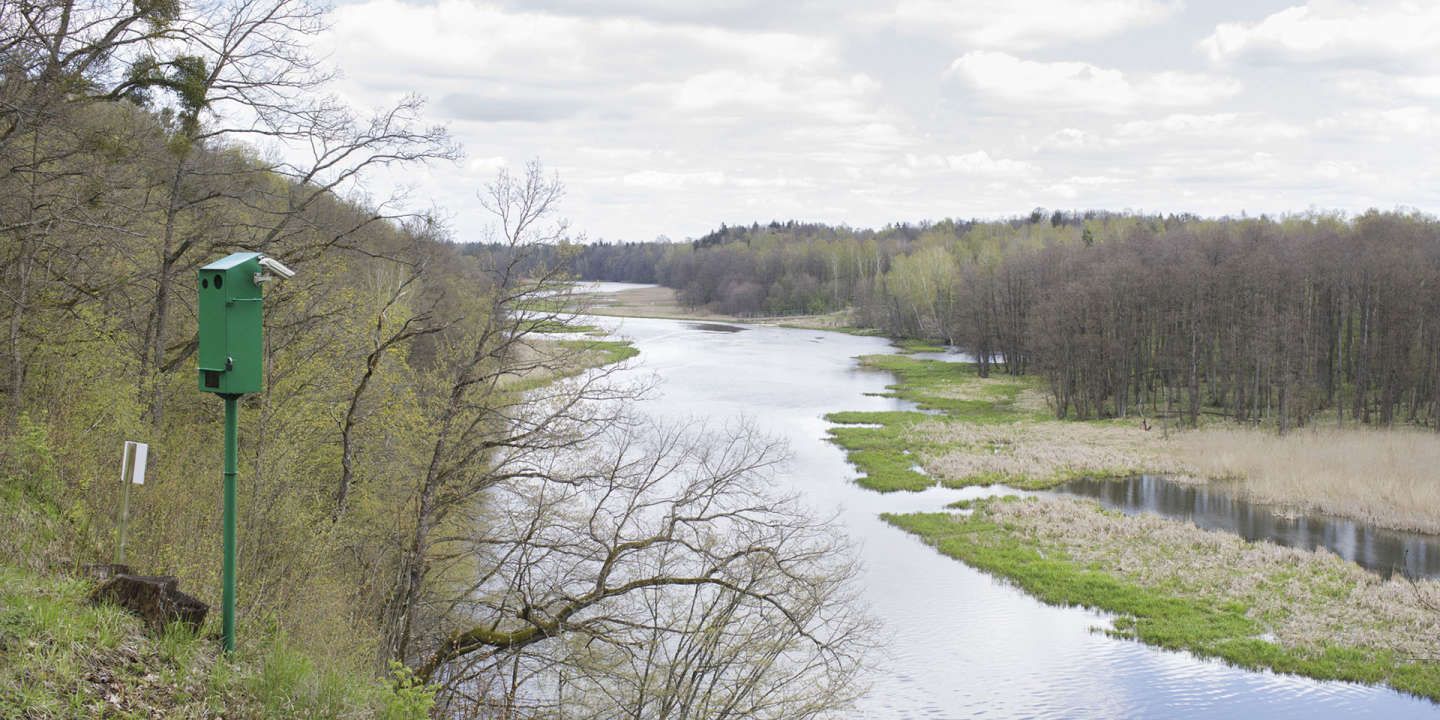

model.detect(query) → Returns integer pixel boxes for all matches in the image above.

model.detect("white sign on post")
[115,440,148,564]
[131,442,148,485]
[120,441,149,485]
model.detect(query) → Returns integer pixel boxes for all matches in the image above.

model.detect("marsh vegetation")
[830,345,1440,699]
[887,497,1440,702]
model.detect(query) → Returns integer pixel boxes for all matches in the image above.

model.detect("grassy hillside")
[0,482,434,719]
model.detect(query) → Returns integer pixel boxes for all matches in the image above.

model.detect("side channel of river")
[1053,475,1440,581]
[586,302,1440,719]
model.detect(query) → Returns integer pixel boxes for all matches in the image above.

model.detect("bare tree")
[423,418,872,720]
[120,0,459,423]
[374,163,872,718]
[332,233,445,521]
[378,161,631,663]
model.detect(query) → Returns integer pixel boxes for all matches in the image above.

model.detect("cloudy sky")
[316,0,1440,243]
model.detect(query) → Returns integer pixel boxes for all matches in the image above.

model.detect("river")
[583,292,1439,719]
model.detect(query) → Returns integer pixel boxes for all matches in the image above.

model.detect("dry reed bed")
[915,418,1191,487]
[1174,428,1440,535]
[988,497,1440,661]
[912,406,1440,535]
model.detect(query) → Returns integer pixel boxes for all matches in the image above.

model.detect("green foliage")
[380,663,436,720]
[122,54,211,135]
[885,504,1440,701]
[8,413,59,503]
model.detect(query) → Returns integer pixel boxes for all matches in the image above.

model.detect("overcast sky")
[316,0,1440,243]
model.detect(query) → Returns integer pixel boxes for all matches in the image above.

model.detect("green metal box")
[197,253,264,395]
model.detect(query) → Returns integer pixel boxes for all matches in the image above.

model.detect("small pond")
[1055,475,1440,580]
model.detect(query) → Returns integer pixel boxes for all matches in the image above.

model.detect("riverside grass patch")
[825,355,1174,492]
[893,338,947,354]
[506,338,639,394]
[885,497,1440,702]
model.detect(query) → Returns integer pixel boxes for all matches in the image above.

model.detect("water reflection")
[1055,475,1440,580]
[685,322,745,333]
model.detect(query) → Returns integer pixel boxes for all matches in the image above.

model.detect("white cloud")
[325,0,838,100]
[892,0,1179,49]
[620,169,814,190]
[904,151,1037,179]
[945,151,1037,178]
[1315,106,1440,138]
[1336,71,1440,101]
[1045,175,1126,200]
[650,70,880,121]
[622,170,726,188]
[1150,151,1281,183]
[309,0,1440,241]
[1038,128,1105,151]
[1201,2,1440,67]
[1395,75,1440,96]
[1312,159,1370,181]
[946,52,1241,112]
[1112,113,1307,142]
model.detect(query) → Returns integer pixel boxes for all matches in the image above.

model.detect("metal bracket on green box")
[198,252,264,395]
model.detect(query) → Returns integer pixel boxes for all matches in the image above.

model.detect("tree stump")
[89,574,209,634]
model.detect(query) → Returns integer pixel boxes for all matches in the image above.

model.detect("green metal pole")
[222,394,239,654]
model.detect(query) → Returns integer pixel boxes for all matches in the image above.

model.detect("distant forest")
[469,210,1440,429]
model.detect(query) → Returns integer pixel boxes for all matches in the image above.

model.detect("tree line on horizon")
[507,210,1440,430]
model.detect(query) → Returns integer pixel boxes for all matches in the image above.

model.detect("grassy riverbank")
[826,355,1180,492]
[838,351,1440,697]
[886,497,1440,701]
[830,352,1440,534]
[505,324,640,393]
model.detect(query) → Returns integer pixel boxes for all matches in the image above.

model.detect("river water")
[1054,475,1440,581]
[585,295,1439,719]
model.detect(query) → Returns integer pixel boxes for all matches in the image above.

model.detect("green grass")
[830,354,1170,491]
[826,412,934,491]
[525,319,601,334]
[893,338,946,354]
[884,501,1440,702]
[0,564,435,719]
[775,323,884,336]
[507,338,639,394]
[826,355,1047,491]
[512,297,567,313]
[851,354,1042,418]
[555,339,639,366]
